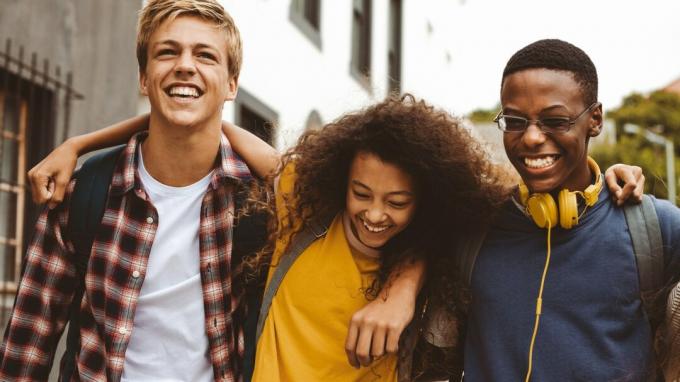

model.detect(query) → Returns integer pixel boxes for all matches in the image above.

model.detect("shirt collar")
[110,131,252,196]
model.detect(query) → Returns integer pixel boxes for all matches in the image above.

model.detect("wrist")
[382,276,419,303]
[64,136,86,156]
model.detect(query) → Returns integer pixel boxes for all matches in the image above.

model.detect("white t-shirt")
[121,150,214,382]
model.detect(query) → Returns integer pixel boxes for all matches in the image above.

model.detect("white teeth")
[524,156,557,169]
[168,86,199,97]
[362,219,389,233]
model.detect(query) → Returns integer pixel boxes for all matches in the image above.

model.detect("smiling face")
[139,15,237,130]
[345,151,417,249]
[501,68,603,193]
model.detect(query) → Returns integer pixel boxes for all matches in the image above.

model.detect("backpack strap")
[61,145,123,381]
[624,194,664,294]
[230,183,269,382]
[623,195,665,382]
[457,229,488,288]
[255,213,335,343]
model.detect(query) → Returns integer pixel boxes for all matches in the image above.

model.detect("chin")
[523,179,561,193]
[358,235,387,249]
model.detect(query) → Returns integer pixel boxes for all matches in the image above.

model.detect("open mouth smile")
[164,85,204,99]
[360,217,391,233]
[523,155,561,169]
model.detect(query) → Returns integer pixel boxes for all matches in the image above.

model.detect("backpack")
[60,146,267,381]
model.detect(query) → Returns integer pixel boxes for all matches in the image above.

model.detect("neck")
[142,113,222,187]
[562,159,594,193]
[342,212,381,259]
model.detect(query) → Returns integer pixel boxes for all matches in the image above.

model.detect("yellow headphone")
[518,156,602,382]
[518,156,603,229]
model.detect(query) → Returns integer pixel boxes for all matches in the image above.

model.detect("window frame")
[350,0,373,89]
[290,0,322,50]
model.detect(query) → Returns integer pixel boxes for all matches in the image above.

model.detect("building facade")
[0,0,141,323]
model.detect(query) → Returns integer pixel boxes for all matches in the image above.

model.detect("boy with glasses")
[464,39,680,381]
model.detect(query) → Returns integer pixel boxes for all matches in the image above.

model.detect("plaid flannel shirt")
[0,132,252,382]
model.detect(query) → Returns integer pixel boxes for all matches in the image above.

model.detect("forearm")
[222,121,280,178]
[68,114,150,155]
[382,258,426,300]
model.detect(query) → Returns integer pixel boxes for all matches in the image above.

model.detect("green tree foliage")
[608,90,680,142]
[467,103,500,123]
[591,90,680,203]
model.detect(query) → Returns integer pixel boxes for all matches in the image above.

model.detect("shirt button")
[118,326,128,335]
[146,216,154,224]
[132,270,140,278]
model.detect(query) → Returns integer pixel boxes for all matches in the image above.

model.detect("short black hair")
[501,39,598,106]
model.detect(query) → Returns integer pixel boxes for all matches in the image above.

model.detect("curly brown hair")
[253,94,508,298]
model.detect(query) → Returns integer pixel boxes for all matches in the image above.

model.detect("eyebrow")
[504,104,570,116]
[153,40,221,53]
[351,180,414,196]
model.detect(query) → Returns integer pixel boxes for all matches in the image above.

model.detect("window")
[350,0,372,86]
[305,110,323,131]
[290,0,322,49]
[0,41,80,327]
[0,87,27,301]
[388,0,402,94]
[234,89,278,145]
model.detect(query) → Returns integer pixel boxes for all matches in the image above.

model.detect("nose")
[364,205,387,224]
[522,121,547,147]
[174,50,196,76]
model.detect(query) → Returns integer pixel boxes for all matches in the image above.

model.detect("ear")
[224,76,238,102]
[587,102,603,137]
[139,70,148,96]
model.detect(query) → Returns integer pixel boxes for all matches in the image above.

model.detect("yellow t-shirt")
[252,169,398,382]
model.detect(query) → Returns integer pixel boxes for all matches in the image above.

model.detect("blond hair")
[136,0,242,80]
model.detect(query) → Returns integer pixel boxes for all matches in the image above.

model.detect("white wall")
[218,0,462,150]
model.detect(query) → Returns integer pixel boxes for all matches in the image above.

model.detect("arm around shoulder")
[28,114,149,207]
[222,121,280,179]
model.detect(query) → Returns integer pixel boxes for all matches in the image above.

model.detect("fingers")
[370,325,387,360]
[48,172,71,209]
[604,168,623,204]
[345,314,403,369]
[384,323,401,355]
[27,168,54,204]
[354,321,375,367]
[345,319,360,369]
[633,174,645,202]
[605,164,644,206]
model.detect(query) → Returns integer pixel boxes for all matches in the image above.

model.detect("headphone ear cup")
[558,189,578,229]
[526,194,558,229]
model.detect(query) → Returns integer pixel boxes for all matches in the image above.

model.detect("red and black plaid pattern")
[0,132,252,381]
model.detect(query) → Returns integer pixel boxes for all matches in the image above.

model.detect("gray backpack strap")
[255,213,335,342]
[624,195,664,294]
[457,229,488,288]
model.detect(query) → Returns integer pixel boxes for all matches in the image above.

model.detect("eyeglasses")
[494,102,599,134]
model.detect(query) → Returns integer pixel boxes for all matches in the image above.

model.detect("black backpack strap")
[230,183,269,382]
[61,145,123,381]
[456,228,488,288]
[624,195,664,295]
[255,213,335,343]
